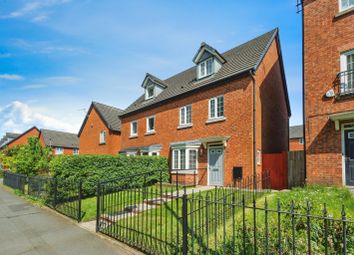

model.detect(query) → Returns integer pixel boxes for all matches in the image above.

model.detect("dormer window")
[142,73,167,101]
[146,86,154,99]
[200,58,214,78]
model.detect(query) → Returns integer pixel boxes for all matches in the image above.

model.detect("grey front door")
[345,130,354,186]
[208,146,224,186]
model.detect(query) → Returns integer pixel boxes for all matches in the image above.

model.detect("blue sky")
[0,0,302,136]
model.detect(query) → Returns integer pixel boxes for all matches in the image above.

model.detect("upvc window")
[147,86,154,98]
[340,50,354,93]
[99,131,106,144]
[55,147,64,155]
[73,148,79,155]
[299,138,304,145]
[172,148,198,170]
[209,95,224,119]
[180,105,192,126]
[256,149,261,165]
[146,116,155,133]
[340,0,354,11]
[131,121,138,136]
[199,58,214,78]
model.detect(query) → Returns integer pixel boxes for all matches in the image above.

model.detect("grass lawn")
[100,185,354,254]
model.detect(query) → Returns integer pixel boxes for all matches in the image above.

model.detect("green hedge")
[49,155,169,197]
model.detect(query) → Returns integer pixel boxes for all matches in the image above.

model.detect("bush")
[49,155,169,197]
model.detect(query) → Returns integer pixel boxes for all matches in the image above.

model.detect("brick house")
[0,132,20,149]
[119,29,291,186]
[39,129,79,155]
[289,125,304,151]
[5,126,40,149]
[79,102,123,155]
[302,0,354,186]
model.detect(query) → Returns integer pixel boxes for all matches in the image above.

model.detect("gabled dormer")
[142,73,167,100]
[193,42,226,80]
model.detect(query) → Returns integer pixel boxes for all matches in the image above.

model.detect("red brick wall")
[7,128,40,148]
[290,138,304,151]
[79,107,121,155]
[304,0,354,185]
[120,37,288,186]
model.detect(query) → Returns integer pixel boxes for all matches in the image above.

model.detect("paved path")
[0,186,140,255]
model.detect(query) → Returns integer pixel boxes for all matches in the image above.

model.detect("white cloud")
[21,84,48,90]
[32,14,49,23]
[0,74,24,80]
[0,101,78,134]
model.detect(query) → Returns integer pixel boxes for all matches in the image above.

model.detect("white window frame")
[172,148,198,170]
[73,148,79,155]
[179,105,192,126]
[299,138,304,144]
[55,147,64,155]
[256,149,261,165]
[99,130,106,144]
[340,50,354,93]
[130,121,138,136]
[146,116,155,133]
[146,86,154,100]
[199,58,214,78]
[208,95,224,119]
[339,0,354,12]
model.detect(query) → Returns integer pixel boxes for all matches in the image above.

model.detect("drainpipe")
[249,69,257,190]
[301,1,307,180]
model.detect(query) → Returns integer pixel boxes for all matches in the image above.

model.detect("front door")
[208,146,224,186]
[344,130,354,186]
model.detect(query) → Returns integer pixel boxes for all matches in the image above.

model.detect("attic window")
[199,58,214,78]
[146,86,154,100]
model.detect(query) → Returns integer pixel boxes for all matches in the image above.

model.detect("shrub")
[49,155,169,197]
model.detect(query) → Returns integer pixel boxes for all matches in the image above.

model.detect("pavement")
[0,185,142,255]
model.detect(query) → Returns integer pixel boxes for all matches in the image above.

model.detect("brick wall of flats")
[290,138,304,151]
[303,0,354,185]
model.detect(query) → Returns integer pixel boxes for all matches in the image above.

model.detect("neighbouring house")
[302,0,354,186]
[289,125,304,151]
[119,28,291,187]
[5,126,40,149]
[78,101,123,155]
[0,132,20,149]
[39,129,80,155]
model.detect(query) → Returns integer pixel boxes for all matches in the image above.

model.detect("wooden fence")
[288,150,305,188]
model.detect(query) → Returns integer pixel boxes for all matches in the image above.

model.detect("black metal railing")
[96,170,270,255]
[27,176,82,222]
[337,69,354,96]
[3,171,26,193]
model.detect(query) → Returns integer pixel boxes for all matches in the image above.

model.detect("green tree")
[11,137,53,176]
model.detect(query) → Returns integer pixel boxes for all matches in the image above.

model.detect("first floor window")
[55,147,64,155]
[99,131,106,144]
[146,116,155,133]
[340,0,354,11]
[180,105,192,125]
[340,50,354,93]
[73,148,79,155]
[131,121,138,136]
[172,148,198,170]
[209,95,224,119]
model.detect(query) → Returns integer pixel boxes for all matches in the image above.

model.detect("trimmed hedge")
[49,155,169,197]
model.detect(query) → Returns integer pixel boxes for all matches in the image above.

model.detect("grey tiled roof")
[123,28,280,115]
[0,132,20,148]
[93,102,124,132]
[41,129,79,149]
[289,125,303,139]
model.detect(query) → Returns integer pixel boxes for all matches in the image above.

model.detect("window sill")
[129,135,138,139]
[335,6,354,19]
[145,131,156,136]
[171,170,198,174]
[206,117,226,124]
[177,124,193,130]
[99,142,106,145]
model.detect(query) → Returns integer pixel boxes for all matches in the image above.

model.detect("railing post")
[96,182,101,232]
[182,190,188,255]
[78,180,82,222]
[53,178,58,209]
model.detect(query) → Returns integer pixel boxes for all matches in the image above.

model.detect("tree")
[11,137,53,176]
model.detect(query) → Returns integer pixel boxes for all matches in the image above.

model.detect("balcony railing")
[337,69,354,96]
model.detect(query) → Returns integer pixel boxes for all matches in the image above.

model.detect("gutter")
[249,69,257,189]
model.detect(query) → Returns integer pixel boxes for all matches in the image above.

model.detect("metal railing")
[3,171,26,193]
[337,69,354,96]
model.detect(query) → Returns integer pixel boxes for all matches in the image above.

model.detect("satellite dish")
[325,89,335,98]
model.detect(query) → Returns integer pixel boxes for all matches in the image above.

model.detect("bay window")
[172,148,198,170]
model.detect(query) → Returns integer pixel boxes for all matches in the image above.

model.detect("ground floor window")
[172,148,198,170]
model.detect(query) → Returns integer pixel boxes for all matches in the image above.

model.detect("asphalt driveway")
[0,186,138,255]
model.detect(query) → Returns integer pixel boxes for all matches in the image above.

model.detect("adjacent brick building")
[119,29,290,186]
[289,125,304,151]
[0,132,20,149]
[79,102,123,155]
[39,129,79,155]
[303,0,354,186]
[5,126,40,149]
